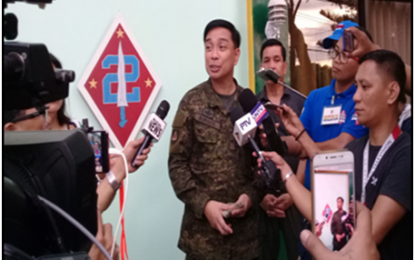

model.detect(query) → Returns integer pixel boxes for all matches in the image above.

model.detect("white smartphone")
[311,150,355,252]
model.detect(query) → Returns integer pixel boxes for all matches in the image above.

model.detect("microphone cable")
[38,195,113,260]
[108,148,130,258]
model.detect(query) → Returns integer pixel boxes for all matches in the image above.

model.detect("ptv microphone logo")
[78,13,161,149]
[239,116,252,130]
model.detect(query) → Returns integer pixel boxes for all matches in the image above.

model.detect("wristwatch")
[106,171,121,191]
[284,171,294,183]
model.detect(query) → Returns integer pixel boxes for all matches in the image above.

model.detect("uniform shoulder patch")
[172,109,187,128]
[171,130,178,141]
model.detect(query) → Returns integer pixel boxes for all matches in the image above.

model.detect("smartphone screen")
[264,102,283,111]
[87,131,109,173]
[343,31,354,53]
[312,151,355,252]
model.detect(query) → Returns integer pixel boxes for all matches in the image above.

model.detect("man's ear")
[234,48,241,66]
[387,81,400,105]
[282,62,288,78]
[4,122,16,131]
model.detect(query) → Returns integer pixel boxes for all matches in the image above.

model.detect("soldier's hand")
[204,200,233,236]
[230,194,251,218]
[260,194,277,212]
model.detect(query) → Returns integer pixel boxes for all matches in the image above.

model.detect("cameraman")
[4,105,50,131]
[4,105,152,260]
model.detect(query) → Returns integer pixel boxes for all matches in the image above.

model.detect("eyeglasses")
[11,106,48,124]
[328,49,360,64]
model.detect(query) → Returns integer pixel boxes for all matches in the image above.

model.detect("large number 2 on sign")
[102,55,140,104]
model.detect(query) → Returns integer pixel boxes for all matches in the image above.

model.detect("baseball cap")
[322,20,359,49]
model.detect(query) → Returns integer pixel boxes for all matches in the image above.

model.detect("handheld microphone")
[238,88,287,157]
[131,100,170,167]
[230,107,280,189]
[341,214,349,222]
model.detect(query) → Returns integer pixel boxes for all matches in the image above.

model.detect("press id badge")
[321,105,342,125]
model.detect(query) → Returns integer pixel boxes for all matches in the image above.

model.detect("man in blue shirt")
[284,21,371,190]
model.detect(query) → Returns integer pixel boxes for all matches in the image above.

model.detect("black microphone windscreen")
[238,88,258,113]
[230,106,245,124]
[155,100,170,119]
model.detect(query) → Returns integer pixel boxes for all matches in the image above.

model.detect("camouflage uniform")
[168,79,260,260]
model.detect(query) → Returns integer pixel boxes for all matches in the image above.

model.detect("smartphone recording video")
[343,31,354,53]
[312,150,355,252]
[87,130,109,173]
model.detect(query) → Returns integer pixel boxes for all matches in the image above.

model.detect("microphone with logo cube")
[238,88,288,157]
[131,100,170,167]
[230,106,280,189]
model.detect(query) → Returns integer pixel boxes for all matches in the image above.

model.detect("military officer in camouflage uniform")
[168,19,260,260]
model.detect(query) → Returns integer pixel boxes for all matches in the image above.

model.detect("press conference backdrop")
[7,1,249,259]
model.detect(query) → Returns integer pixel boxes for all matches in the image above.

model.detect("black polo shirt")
[257,85,306,173]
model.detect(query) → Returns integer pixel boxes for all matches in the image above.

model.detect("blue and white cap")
[322,20,359,49]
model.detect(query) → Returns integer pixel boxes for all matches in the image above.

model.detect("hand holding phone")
[312,151,355,251]
[264,101,283,111]
[343,30,354,53]
[88,130,109,173]
[273,103,305,138]
[301,202,379,260]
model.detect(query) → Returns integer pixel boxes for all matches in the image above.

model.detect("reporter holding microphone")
[96,136,152,213]
[97,99,169,213]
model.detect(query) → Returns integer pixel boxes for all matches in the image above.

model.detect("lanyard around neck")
[361,125,401,204]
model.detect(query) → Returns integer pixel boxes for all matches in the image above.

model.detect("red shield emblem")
[78,14,161,149]
[322,204,333,223]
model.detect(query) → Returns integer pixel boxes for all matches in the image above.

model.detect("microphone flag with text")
[238,88,287,157]
[131,100,170,167]
[230,106,280,189]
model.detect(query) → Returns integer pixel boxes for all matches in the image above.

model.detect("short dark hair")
[359,50,406,104]
[260,38,287,62]
[203,19,241,48]
[337,197,344,203]
[49,53,72,126]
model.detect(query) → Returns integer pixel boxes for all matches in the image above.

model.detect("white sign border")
[77,13,162,150]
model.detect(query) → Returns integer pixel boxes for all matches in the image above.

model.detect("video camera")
[3,1,101,259]
[4,0,74,110]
